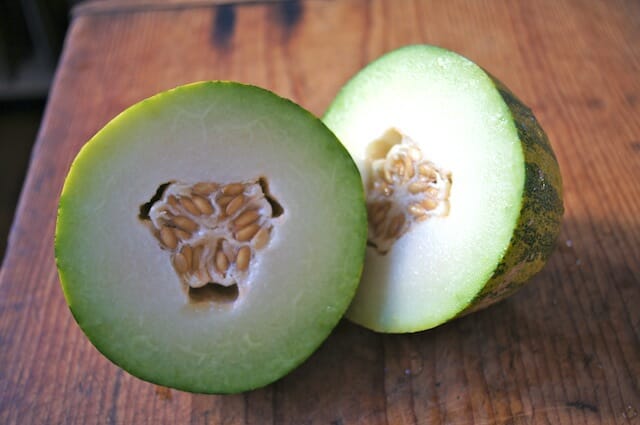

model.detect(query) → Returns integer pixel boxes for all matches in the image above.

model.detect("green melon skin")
[323,45,563,333]
[459,77,563,316]
[55,82,367,393]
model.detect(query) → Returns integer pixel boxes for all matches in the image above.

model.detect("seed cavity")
[189,283,239,304]
[366,128,452,254]
[139,182,171,220]
[141,178,283,305]
[259,177,284,218]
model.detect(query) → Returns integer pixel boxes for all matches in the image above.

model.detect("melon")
[55,82,367,393]
[323,45,563,333]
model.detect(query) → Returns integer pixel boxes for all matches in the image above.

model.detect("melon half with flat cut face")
[55,82,367,393]
[324,45,563,333]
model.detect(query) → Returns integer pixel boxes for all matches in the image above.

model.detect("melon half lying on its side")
[323,45,563,333]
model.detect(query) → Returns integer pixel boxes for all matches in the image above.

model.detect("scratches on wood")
[566,400,599,414]
[212,4,235,48]
[108,369,123,425]
[272,0,303,33]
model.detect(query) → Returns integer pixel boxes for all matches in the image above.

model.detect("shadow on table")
[189,216,639,423]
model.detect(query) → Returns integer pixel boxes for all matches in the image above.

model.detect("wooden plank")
[1,0,639,423]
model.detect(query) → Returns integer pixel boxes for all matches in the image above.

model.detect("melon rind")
[460,78,563,315]
[55,82,367,393]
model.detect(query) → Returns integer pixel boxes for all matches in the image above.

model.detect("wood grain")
[1,0,639,423]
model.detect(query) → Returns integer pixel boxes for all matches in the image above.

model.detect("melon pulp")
[323,45,563,333]
[55,82,367,393]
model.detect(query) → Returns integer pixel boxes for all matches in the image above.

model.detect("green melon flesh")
[323,45,563,333]
[55,82,367,393]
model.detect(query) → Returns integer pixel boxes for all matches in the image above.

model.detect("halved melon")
[55,82,367,393]
[323,45,563,333]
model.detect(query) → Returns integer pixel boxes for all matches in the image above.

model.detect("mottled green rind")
[459,77,564,315]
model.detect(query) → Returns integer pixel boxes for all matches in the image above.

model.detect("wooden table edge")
[73,0,312,17]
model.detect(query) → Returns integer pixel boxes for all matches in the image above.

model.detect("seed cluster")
[366,129,451,254]
[147,180,275,292]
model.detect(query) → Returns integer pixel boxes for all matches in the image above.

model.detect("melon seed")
[173,216,198,233]
[236,223,261,242]
[192,196,214,215]
[222,183,244,196]
[226,195,245,216]
[160,227,178,249]
[215,249,229,274]
[192,182,218,195]
[253,227,270,250]
[173,253,189,273]
[236,246,251,272]
[234,210,260,227]
[179,197,201,216]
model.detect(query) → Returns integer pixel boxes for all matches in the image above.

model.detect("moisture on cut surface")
[140,178,282,303]
[366,128,451,254]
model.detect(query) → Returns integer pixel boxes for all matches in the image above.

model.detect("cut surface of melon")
[324,45,530,332]
[55,82,367,393]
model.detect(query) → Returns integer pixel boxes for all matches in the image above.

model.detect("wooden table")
[1,0,639,423]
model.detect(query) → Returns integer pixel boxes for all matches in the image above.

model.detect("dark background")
[0,0,77,262]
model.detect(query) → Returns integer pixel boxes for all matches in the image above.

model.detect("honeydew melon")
[55,82,367,393]
[323,45,563,333]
